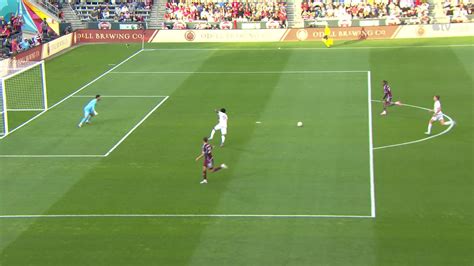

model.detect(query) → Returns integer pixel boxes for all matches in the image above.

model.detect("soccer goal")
[0,61,48,138]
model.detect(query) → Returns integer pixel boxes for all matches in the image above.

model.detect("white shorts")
[214,124,227,135]
[431,113,444,122]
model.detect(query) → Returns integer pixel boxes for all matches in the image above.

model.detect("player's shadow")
[337,39,365,47]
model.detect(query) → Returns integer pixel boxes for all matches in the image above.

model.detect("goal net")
[0,61,48,138]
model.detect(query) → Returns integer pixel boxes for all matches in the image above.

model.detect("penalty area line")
[371,100,455,150]
[111,70,368,74]
[367,71,376,218]
[0,214,374,219]
[0,154,105,158]
[71,95,168,98]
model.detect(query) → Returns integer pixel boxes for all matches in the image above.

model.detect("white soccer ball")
[297,121,303,127]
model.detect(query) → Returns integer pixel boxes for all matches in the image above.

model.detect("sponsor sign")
[99,21,112,30]
[119,23,141,30]
[153,29,286,42]
[0,59,9,77]
[42,33,73,58]
[11,45,43,67]
[284,26,399,41]
[75,30,156,43]
[395,23,474,38]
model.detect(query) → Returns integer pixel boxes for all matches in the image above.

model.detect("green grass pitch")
[0,37,472,265]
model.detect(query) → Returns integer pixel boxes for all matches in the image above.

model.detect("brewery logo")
[296,29,308,41]
[184,31,196,41]
[99,21,112,30]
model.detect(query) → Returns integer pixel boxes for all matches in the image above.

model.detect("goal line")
[0,213,374,219]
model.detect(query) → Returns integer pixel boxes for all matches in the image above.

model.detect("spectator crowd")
[443,0,472,23]
[73,1,152,22]
[164,0,287,29]
[301,0,432,25]
[1,16,58,59]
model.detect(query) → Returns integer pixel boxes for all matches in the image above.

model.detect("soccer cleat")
[200,179,208,184]
[78,123,83,128]
[380,111,387,116]
[220,143,224,147]
[220,164,228,169]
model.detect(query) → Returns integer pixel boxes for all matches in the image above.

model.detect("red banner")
[75,30,157,43]
[11,45,43,67]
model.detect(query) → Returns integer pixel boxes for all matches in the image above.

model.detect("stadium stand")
[71,0,152,22]
[164,0,288,28]
[301,0,432,25]
[443,1,472,23]
[1,15,47,58]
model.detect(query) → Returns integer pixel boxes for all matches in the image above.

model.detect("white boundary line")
[6,109,44,111]
[111,70,367,74]
[367,71,376,218]
[104,96,169,156]
[0,49,144,140]
[142,44,473,52]
[0,154,105,158]
[71,95,167,98]
[371,100,455,150]
[0,214,372,219]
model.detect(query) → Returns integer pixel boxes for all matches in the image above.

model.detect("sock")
[79,116,88,125]
[221,135,225,145]
[209,129,216,139]
[427,124,432,133]
[212,166,222,173]
[444,121,452,125]
[202,171,207,180]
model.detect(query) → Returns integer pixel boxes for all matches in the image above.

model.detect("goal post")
[0,79,9,136]
[0,61,48,138]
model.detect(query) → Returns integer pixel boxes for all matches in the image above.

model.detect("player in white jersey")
[209,108,228,147]
[425,95,454,135]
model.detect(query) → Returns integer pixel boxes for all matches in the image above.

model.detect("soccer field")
[0,37,472,265]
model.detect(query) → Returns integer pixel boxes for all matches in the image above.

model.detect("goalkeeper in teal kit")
[78,95,101,128]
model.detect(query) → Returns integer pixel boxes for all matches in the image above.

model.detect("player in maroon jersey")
[381,80,401,116]
[359,27,368,40]
[195,137,227,184]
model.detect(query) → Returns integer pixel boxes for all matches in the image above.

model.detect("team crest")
[296,29,308,41]
[184,31,196,42]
